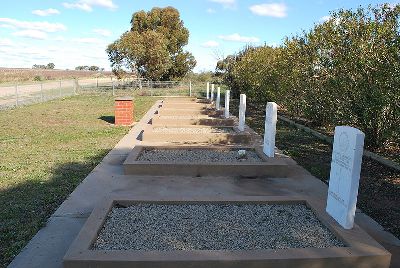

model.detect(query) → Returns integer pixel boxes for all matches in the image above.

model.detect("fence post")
[112,81,115,96]
[15,84,18,107]
[189,81,192,97]
[40,82,43,102]
[59,80,62,97]
[96,77,99,88]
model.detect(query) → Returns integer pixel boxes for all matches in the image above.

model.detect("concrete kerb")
[123,145,298,177]
[8,100,164,268]
[141,125,253,145]
[63,195,391,268]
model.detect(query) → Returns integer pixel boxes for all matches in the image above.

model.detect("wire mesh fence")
[0,78,214,110]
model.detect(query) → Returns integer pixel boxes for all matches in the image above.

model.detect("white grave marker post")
[224,90,230,118]
[216,87,221,110]
[263,102,278,157]
[326,126,365,229]
[206,82,210,99]
[211,84,215,101]
[238,94,246,131]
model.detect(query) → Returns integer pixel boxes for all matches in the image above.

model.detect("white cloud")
[93,28,112,37]
[63,0,117,12]
[73,37,103,44]
[319,15,331,22]
[0,38,14,46]
[218,33,260,43]
[206,8,216,13]
[12,30,48,40]
[249,3,287,18]
[0,18,67,32]
[32,8,60,17]
[209,0,236,8]
[201,40,219,48]
[63,2,92,12]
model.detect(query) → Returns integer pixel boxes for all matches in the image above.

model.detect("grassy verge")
[0,95,158,267]
[230,100,400,239]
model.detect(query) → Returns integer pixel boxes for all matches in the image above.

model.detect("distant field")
[0,68,113,84]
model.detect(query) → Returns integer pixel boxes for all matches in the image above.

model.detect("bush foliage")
[217,4,400,148]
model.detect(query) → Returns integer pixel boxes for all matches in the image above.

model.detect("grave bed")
[63,196,391,268]
[151,116,235,126]
[161,103,211,110]
[124,145,300,177]
[141,125,251,145]
[158,108,223,117]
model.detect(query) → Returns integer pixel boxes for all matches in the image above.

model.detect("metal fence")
[0,78,209,110]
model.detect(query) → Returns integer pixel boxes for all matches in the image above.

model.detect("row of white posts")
[205,82,366,230]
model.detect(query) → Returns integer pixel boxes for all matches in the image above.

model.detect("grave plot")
[161,102,211,110]
[123,145,297,176]
[158,107,223,117]
[162,97,198,103]
[63,196,391,268]
[141,125,252,145]
[151,115,235,126]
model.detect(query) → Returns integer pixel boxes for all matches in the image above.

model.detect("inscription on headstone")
[326,126,365,229]
[238,94,246,131]
[216,87,221,110]
[224,90,230,118]
[263,102,278,157]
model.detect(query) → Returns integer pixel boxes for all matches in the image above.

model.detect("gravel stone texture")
[137,148,262,162]
[92,203,344,251]
[152,127,235,134]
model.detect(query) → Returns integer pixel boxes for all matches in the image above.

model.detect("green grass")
[0,95,158,267]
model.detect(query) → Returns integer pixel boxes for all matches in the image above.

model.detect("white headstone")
[216,87,221,110]
[263,102,278,157]
[211,84,215,101]
[238,94,246,131]
[326,126,365,229]
[206,82,210,99]
[224,90,230,118]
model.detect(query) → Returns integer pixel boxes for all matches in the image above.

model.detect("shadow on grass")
[98,115,115,124]
[0,149,111,267]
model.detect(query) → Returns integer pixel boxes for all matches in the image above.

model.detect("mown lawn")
[0,95,158,267]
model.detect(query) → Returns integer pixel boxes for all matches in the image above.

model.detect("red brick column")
[115,97,134,126]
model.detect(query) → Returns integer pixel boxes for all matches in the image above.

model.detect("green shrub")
[219,4,400,149]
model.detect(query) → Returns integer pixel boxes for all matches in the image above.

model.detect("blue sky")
[0,0,397,72]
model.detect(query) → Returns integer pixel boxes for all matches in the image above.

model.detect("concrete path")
[8,98,400,268]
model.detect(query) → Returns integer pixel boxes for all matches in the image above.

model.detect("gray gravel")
[137,148,262,162]
[159,115,220,119]
[152,127,235,134]
[92,203,344,251]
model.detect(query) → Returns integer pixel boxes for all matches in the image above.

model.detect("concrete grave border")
[151,116,235,126]
[63,195,391,268]
[123,145,298,177]
[141,125,252,145]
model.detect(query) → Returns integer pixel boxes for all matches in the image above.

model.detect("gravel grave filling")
[136,148,263,162]
[152,127,235,134]
[92,203,345,251]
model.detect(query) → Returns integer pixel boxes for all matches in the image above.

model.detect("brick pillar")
[115,97,134,126]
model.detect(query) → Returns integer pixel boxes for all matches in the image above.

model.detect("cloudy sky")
[0,0,396,72]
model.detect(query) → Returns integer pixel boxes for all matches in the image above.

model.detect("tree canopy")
[107,6,196,80]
